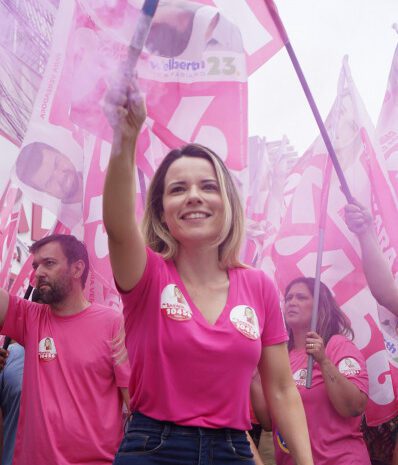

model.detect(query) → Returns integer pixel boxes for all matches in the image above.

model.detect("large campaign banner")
[272,59,398,425]
[5,0,283,304]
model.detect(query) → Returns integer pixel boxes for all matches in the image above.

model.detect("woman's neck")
[175,245,225,286]
[290,328,310,351]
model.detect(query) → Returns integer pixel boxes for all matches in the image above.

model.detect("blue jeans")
[113,412,255,465]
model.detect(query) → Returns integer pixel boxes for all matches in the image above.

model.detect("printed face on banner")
[145,1,243,59]
[11,137,84,229]
[15,142,82,204]
[68,0,247,171]
[147,1,210,58]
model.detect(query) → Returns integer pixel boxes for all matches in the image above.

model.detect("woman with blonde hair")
[102,82,313,465]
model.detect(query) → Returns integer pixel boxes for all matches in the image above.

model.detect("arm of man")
[103,81,147,292]
[259,343,313,465]
[345,201,398,315]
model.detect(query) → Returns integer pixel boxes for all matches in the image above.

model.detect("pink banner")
[198,0,284,73]
[272,61,398,425]
[60,1,249,172]
[6,0,283,307]
[0,184,22,290]
[377,43,398,198]
[242,136,289,278]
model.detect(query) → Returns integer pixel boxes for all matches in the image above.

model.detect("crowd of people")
[0,79,396,465]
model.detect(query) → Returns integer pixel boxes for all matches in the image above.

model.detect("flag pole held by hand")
[112,0,159,153]
[121,0,159,81]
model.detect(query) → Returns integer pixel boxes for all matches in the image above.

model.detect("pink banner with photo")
[6,0,283,305]
[272,61,398,425]
[63,0,249,171]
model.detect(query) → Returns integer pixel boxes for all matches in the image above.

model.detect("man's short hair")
[29,234,89,288]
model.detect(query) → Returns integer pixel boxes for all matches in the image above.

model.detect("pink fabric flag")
[9,1,84,231]
[199,0,285,74]
[272,60,398,425]
[376,42,398,202]
[0,183,22,290]
[242,136,290,278]
[9,0,285,305]
[242,137,273,267]
[5,0,286,306]
[63,0,248,171]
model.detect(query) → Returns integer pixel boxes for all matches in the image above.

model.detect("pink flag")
[0,183,22,290]
[242,136,290,278]
[199,0,285,73]
[6,0,286,307]
[376,43,398,202]
[272,60,398,425]
[9,1,84,230]
[63,0,248,171]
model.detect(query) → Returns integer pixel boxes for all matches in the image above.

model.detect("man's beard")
[37,276,73,305]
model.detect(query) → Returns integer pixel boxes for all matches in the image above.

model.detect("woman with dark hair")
[102,82,314,465]
[252,277,371,465]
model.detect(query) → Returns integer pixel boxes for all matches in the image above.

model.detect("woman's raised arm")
[103,81,148,291]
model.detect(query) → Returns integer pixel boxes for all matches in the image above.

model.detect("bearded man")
[0,234,130,465]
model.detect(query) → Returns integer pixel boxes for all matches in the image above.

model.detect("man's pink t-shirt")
[273,334,370,465]
[119,248,288,430]
[2,295,130,465]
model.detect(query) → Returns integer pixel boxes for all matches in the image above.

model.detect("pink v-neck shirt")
[119,248,288,430]
[273,334,370,465]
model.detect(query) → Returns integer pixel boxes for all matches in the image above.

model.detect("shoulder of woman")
[326,334,362,359]
[236,266,274,281]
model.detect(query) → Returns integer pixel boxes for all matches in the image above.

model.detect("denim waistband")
[129,412,246,438]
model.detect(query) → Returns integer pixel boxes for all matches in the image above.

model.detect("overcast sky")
[249,0,398,154]
[1,1,397,192]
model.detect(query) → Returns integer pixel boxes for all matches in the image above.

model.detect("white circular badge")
[338,357,361,376]
[293,368,308,387]
[38,337,57,361]
[230,305,260,340]
[161,284,192,321]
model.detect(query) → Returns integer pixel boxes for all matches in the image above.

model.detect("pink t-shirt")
[273,334,370,465]
[120,247,288,430]
[2,295,130,465]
